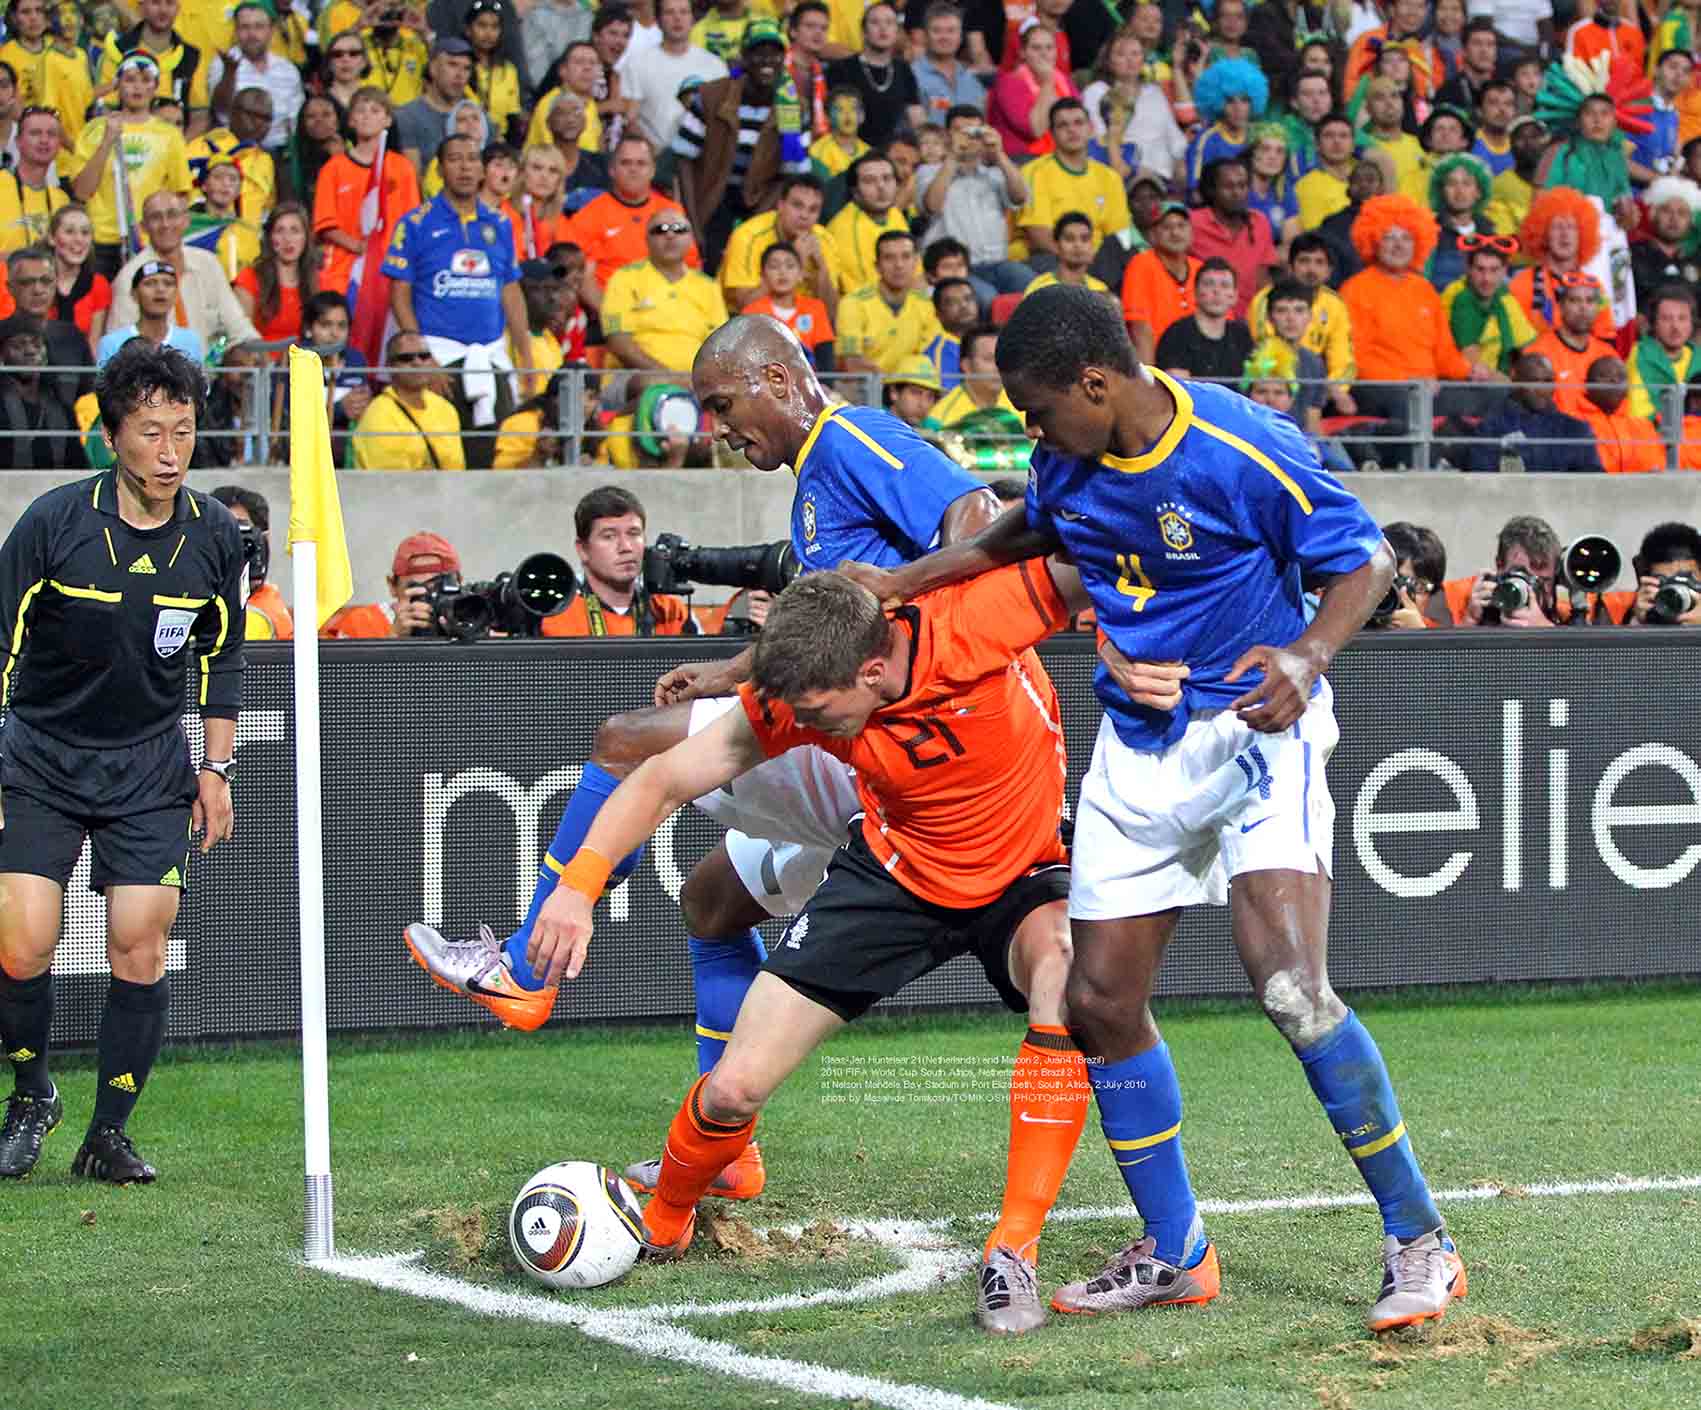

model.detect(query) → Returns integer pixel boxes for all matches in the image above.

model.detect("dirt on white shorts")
[1068,680,1338,920]
[687,695,861,918]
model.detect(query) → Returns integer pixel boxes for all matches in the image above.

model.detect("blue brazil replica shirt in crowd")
[790,403,985,570]
[1024,369,1382,752]
[382,193,517,344]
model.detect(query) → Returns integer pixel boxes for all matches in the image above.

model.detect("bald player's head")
[692,315,829,471]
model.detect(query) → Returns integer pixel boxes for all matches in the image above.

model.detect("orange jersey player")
[526,562,1095,1335]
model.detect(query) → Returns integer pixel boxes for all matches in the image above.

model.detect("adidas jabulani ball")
[509,1161,644,1289]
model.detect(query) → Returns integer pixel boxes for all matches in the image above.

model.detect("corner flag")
[286,346,354,627]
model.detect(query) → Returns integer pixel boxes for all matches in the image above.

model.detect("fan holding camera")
[539,487,699,638]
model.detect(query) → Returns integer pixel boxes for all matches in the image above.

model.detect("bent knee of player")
[679,849,754,937]
[1065,961,1157,1051]
[1258,967,1345,1049]
[1008,905,1072,1025]
[700,1061,773,1125]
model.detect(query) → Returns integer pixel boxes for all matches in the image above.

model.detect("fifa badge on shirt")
[153,608,199,659]
[801,498,817,542]
[1157,501,1195,556]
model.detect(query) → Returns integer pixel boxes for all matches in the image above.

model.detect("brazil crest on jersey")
[791,403,986,571]
[1025,369,1382,752]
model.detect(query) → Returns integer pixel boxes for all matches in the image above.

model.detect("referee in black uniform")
[0,342,245,1184]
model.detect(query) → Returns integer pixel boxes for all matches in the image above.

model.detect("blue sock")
[1088,1042,1202,1266]
[687,931,767,1073]
[1297,1009,1442,1240]
[502,763,646,990]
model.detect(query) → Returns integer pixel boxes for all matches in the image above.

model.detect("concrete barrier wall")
[4,467,1698,607]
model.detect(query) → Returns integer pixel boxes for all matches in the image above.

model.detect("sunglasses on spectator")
[1458,233,1518,256]
[1555,270,1601,290]
[649,222,691,236]
[330,46,365,58]
[392,350,433,363]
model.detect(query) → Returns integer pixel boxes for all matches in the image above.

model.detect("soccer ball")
[508,1161,645,1290]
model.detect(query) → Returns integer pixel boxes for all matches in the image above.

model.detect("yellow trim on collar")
[1102,367,1193,473]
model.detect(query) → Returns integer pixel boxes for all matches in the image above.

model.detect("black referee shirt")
[0,471,246,750]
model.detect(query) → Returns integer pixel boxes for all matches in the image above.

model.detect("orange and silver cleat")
[403,922,558,1032]
[623,1140,767,1201]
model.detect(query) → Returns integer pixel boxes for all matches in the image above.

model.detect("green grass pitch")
[4,982,1699,1410]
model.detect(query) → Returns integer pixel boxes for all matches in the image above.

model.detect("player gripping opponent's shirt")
[850,286,1464,1336]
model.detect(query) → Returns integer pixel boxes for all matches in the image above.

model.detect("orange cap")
[391,531,461,579]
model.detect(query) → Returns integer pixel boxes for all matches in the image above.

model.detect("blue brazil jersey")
[1025,369,1382,752]
[791,403,985,571]
[382,194,518,345]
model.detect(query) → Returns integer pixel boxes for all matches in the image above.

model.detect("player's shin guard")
[1297,1009,1442,1240]
[645,1074,756,1244]
[91,976,168,1130]
[0,966,53,1097]
[688,931,766,1074]
[1087,1041,1202,1267]
[502,763,646,990]
[989,1025,1090,1262]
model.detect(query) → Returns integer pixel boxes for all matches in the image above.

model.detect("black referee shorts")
[0,718,197,892]
[763,830,1071,1022]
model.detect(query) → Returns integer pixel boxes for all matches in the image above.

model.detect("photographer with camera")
[1627,522,1701,627]
[1369,522,1447,630]
[210,485,293,640]
[326,532,465,638]
[539,487,698,638]
[1445,514,1561,628]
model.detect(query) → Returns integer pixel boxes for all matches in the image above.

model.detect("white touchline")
[315,1172,1701,1410]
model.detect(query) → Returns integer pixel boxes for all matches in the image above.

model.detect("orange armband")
[559,847,614,902]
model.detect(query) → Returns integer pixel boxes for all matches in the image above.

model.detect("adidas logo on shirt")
[129,553,157,574]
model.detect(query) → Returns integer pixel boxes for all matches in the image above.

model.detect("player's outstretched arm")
[1227,538,1395,733]
[527,708,771,985]
[654,644,756,706]
[840,504,1061,607]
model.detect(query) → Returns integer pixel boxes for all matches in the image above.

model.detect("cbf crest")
[1156,500,1194,553]
[801,497,817,542]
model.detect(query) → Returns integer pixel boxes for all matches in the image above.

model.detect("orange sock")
[643,1074,756,1243]
[987,1024,1090,1263]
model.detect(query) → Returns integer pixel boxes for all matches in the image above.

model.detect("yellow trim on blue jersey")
[831,412,905,470]
[1192,418,1315,515]
[1106,1120,1181,1151]
[1103,369,1194,473]
[792,399,850,475]
[694,1022,733,1041]
[544,852,566,875]
[1346,1121,1406,1160]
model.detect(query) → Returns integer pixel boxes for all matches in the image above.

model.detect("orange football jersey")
[739,561,1071,909]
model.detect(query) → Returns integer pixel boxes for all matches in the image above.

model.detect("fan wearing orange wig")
[1340,193,1470,422]
[1511,188,1618,341]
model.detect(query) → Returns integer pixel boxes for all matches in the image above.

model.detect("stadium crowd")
[0,0,1695,631]
[0,0,1696,472]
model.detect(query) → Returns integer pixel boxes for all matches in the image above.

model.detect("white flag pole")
[295,537,334,1261]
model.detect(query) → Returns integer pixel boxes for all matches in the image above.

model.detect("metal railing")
[2,364,1691,473]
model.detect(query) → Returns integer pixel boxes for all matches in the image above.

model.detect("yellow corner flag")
[287,346,355,628]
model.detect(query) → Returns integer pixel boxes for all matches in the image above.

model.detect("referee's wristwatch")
[201,758,235,782]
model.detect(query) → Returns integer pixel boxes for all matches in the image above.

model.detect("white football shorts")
[687,695,861,917]
[1069,680,1338,920]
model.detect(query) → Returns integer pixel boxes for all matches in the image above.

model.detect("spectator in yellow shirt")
[601,205,727,372]
[1245,232,1357,413]
[718,172,843,315]
[353,331,468,470]
[1023,211,1112,295]
[691,0,753,62]
[1015,98,1130,268]
[0,0,93,144]
[926,323,1018,425]
[825,149,909,290]
[836,229,942,374]
[809,85,869,179]
[1295,112,1358,229]
[465,0,526,144]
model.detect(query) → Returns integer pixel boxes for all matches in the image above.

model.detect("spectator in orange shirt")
[1563,0,1645,72]
[1575,355,1667,474]
[541,486,698,637]
[1528,271,1615,417]
[325,531,464,640]
[313,86,422,297]
[1511,188,1616,342]
[1444,514,1562,629]
[1121,201,1200,363]
[567,134,702,313]
[743,242,835,369]
[1340,193,1469,427]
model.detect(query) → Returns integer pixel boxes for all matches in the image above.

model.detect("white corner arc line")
[315,1172,1701,1410]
